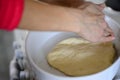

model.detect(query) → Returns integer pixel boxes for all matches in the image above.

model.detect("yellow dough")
[47,38,116,76]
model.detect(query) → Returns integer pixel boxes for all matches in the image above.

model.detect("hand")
[76,3,115,42]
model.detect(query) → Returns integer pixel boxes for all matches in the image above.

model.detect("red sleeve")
[0,0,24,31]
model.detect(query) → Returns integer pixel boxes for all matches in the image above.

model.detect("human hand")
[76,3,115,42]
[40,0,114,43]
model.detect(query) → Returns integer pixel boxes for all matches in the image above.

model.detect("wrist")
[63,8,83,34]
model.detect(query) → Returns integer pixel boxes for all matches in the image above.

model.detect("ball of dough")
[47,38,116,76]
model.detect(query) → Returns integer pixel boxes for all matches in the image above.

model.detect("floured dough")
[47,38,115,76]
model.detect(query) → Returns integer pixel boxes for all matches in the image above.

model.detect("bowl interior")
[26,16,120,77]
[26,32,81,76]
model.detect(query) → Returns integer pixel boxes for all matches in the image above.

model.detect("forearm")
[18,0,81,33]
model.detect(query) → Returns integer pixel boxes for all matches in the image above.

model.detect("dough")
[47,38,116,76]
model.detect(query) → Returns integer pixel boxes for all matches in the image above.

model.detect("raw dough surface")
[47,38,115,76]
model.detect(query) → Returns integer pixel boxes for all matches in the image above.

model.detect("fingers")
[104,31,112,37]
[96,8,114,42]
[90,27,115,43]
[100,36,115,42]
[102,22,114,37]
[99,29,115,42]
[104,28,113,36]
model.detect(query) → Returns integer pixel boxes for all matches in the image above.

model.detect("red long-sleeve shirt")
[0,0,24,31]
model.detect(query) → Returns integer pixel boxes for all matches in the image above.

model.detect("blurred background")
[0,31,14,80]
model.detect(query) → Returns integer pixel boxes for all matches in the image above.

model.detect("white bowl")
[25,17,120,80]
